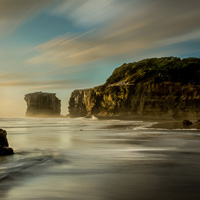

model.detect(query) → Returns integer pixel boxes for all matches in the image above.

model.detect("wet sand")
[150,120,200,130]
[1,117,200,199]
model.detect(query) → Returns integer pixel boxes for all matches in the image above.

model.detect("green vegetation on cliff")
[106,57,200,85]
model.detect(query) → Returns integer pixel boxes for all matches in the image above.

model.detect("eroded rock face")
[68,57,200,119]
[69,83,200,119]
[0,129,14,156]
[24,92,61,117]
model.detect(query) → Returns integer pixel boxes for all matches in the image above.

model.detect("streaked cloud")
[0,0,52,35]
[0,72,27,80]
[50,0,128,28]
[0,80,77,88]
[29,0,200,67]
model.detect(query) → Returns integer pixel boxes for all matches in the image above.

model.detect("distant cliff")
[25,92,61,117]
[68,57,200,119]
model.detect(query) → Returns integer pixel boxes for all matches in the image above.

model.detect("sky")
[0,0,200,116]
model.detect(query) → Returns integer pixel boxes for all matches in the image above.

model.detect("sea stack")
[68,57,200,119]
[24,92,61,117]
[0,129,14,156]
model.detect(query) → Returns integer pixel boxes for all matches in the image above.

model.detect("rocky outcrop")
[69,83,200,119]
[183,120,193,126]
[0,129,14,156]
[68,57,200,119]
[25,92,61,117]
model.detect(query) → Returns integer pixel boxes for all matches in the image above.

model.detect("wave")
[0,150,68,181]
[132,122,158,130]
[91,115,98,120]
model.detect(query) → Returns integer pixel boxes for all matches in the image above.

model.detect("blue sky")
[0,0,200,116]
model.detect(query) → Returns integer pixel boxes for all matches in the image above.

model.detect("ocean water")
[0,117,200,200]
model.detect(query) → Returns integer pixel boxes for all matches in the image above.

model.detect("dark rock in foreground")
[24,92,61,117]
[0,129,14,156]
[69,57,200,119]
[183,120,193,126]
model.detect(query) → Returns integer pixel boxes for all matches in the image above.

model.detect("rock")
[24,92,61,117]
[0,129,8,147]
[68,57,200,119]
[0,129,14,156]
[0,146,14,156]
[183,120,193,126]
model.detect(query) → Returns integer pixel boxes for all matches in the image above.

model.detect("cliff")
[68,57,200,119]
[24,92,61,117]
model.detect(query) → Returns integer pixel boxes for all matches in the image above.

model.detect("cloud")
[0,0,52,35]
[0,72,27,80]
[30,0,200,67]
[50,0,129,28]
[0,79,78,88]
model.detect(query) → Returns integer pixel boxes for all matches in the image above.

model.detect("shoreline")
[1,115,200,130]
[149,120,200,130]
[89,115,200,130]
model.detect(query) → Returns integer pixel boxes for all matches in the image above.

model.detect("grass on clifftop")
[105,57,200,85]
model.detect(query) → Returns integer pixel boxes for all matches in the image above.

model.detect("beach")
[0,117,200,199]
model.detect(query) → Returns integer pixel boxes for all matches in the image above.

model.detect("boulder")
[183,120,193,126]
[0,129,14,156]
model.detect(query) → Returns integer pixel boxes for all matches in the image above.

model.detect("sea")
[0,117,200,200]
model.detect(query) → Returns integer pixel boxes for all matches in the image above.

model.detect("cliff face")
[25,92,61,117]
[69,83,200,119]
[68,57,200,119]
